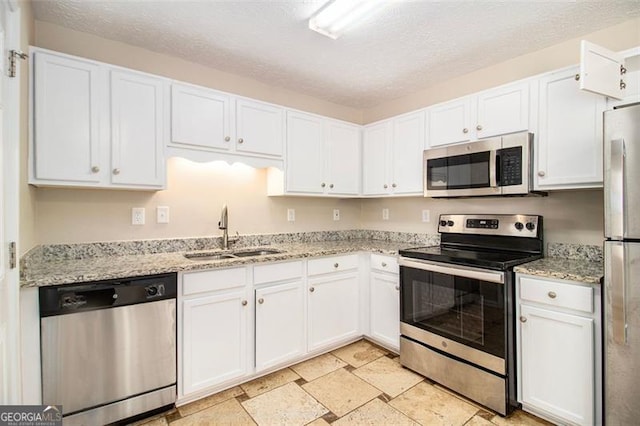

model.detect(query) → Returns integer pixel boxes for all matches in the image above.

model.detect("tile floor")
[134,339,551,426]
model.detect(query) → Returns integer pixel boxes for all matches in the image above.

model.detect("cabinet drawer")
[520,276,593,313]
[183,267,247,296]
[253,261,303,285]
[371,254,399,274]
[308,254,359,276]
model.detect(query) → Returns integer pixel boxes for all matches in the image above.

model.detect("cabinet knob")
[241,300,248,306]
[383,184,388,189]
[575,74,580,81]
[392,183,397,188]
[334,263,339,268]
[112,168,121,175]
[91,166,100,173]
[258,298,264,304]
[321,183,326,188]
[238,138,244,144]
[309,287,315,293]
[520,316,527,323]
[381,262,387,267]
[329,184,334,189]
[462,128,469,134]
[548,291,557,299]
[395,285,400,291]
[224,136,231,142]
[538,171,546,177]
[476,124,483,131]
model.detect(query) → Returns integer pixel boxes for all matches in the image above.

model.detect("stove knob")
[526,222,536,231]
[515,222,524,231]
[439,220,447,227]
[447,220,454,227]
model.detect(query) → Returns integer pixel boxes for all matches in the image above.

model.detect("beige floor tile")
[331,340,387,368]
[465,415,495,426]
[389,382,478,426]
[332,398,419,426]
[490,410,553,426]
[353,356,423,397]
[137,416,168,426]
[291,353,347,382]
[302,368,382,417]
[240,368,300,398]
[177,386,245,417]
[305,418,331,426]
[172,398,256,425]
[242,382,328,426]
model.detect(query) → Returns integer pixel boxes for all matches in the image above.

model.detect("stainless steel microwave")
[423,132,533,198]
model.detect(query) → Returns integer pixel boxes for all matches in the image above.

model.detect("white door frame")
[1,0,23,404]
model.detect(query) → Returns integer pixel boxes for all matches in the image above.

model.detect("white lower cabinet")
[517,274,601,426]
[368,254,400,351]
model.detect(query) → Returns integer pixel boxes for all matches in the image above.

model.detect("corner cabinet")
[30,49,167,190]
[516,274,601,426]
[362,110,425,196]
[535,66,607,190]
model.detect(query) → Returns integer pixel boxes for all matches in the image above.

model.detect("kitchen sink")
[184,248,283,261]
[231,249,283,257]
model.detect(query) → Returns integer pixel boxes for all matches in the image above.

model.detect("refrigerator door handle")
[609,243,627,344]
[607,138,625,239]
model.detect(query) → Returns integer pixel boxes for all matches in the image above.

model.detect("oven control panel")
[438,214,541,238]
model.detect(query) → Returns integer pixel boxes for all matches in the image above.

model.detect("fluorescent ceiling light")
[309,0,388,39]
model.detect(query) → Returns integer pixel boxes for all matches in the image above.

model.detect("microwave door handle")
[489,151,498,188]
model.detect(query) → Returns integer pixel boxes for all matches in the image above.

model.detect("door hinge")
[8,50,27,78]
[9,241,16,269]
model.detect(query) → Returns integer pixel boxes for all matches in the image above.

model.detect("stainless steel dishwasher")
[39,273,177,425]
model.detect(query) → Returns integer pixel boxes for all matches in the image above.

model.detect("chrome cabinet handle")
[112,168,121,175]
[462,128,469,134]
[258,298,264,304]
[520,316,527,323]
[395,285,400,291]
[476,124,483,131]
[241,300,248,306]
[224,136,230,142]
[329,184,334,189]
[321,183,326,188]
[334,263,339,268]
[392,183,397,188]
[538,171,546,177]
[548,291,557,299]
[381,262,387,267]
[309,287,315,293]
[91,166,100,173]
[383,184,388,189]
[238,138,244,144]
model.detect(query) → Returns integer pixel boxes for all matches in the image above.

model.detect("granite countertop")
[21,239,417,288]
[514,257,604,285]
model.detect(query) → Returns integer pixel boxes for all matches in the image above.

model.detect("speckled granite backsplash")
[22,230,440,264]
[547,242,603,262]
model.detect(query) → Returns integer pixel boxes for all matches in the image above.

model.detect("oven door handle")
[399,258,505,284]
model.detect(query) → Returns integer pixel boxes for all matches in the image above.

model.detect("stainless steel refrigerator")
[603,102,640,425]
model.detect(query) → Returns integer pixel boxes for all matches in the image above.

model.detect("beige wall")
[24,17,637,247]
[360,190,604,247]
[363,17,640,123]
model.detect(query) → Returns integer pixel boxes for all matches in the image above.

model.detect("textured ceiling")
[32,0,640,108]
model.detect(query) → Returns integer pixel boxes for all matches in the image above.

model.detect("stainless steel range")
[398,214,543,415]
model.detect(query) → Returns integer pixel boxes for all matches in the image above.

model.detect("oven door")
[399,257,507,375]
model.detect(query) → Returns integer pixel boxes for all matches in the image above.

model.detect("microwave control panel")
[497,146,522,187]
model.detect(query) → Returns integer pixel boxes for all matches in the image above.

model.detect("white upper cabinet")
[536,66,606,190]
[270,110,360,197]
[31,52,102,185]
[579,40,627,100]
[235,98,284,157]
[110,70,166,187]
[171,83,231,150]
[427,81,531,147]
[30,49,167,190]
[362,110,425,196]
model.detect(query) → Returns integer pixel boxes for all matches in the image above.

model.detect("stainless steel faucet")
[219,204,230,250]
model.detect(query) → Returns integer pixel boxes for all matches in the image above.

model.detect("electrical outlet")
[333,209,340,221]
[131,207,145,225]
[287,208,295,222]
[422,209,430,223]
[382,208,389,220]
[157,206,170,224]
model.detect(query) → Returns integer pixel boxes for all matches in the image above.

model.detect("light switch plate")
[333,209,340,221]
[382,208,389,220]
[132,207,145,225]
[287,208,295,222]
[422,209,430,222]
[157,206,170,224]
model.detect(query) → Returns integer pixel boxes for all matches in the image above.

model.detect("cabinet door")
[171,83,231,150]
[520,304,594,426]
[182,291,249,396]
[255,282,306,371]
[362,121,391,195]
[308,273,359,351]
[536,67,606,190]
[110,70,166,188]
[427,97,472,147]
[392,111,426,195]
[32,52,102,184]
[369,272,400,350]
[235,98,283,157]
[285,111,325,194]
[476,81,530,139]
[325,120,361,195]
